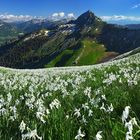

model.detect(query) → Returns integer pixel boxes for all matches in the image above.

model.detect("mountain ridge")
[0,10,140,69]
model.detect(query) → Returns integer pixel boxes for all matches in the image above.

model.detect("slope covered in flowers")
[0,53,140,140]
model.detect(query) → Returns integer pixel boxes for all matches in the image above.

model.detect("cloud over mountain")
[67,13,75,18]
[0,14,36,22]
[0,12,75,23]
[52,12,65,18]
[101,15,140,22]
[50,12,75,21]
[1,12,140,24]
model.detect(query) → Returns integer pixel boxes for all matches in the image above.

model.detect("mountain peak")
[85,10,95,15]
[79,10,95,19]
[75,10,98,27]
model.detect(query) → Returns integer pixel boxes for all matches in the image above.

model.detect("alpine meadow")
[0,0,140,140]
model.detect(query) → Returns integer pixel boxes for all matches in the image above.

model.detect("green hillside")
[0,10,140,69]
[46,40,117,67]
[0,52,140,139]
[0,21,22,45]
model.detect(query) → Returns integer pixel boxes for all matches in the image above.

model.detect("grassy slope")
[46,40,117,68]
[0,53,140,139]
[77,40,108,65]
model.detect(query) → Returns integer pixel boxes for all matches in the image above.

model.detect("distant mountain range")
[0,20,22,45]
[125,24,140,30]
[15,18,74,33]
[0,10,140,69]
[0,16,75,45]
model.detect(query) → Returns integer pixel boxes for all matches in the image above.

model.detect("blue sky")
[0,0,140,24]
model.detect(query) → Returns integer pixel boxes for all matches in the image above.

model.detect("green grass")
[46,50,74,67]
[77,40,107,65]
[46,39,112,68]
[0,53,140,139]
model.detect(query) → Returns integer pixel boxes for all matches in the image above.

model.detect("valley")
[0,11,140,69]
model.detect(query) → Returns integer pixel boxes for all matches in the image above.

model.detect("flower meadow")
[0,53,140,140]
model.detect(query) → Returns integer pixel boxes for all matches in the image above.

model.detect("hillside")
[0,52,140,139]
[0,11,140,69]
[0,20,22,45]
[15,18,70,33]
[46,40,117,67]
[112,47,140,60]
[126,24,140,30]
[0,18,69,46]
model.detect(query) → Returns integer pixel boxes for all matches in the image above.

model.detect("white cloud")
[132,3,140,9]
[0,13,35,22]
[52,13,59,17]
[59,12,65,18]
[52,12,65,18]
[51,12,75,21]
[100,15,140,22]
[67,13,75,18]
[0,12,75,23]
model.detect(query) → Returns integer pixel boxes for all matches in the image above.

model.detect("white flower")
[122,106,131,123]
[7,92,12,103]
[9,106,17,120]
[125,117,138,137]
[22,129,42,140]
[95,131,102,140]
[88,109,93,117]
[101,95,106,100]
[75,127,85,140]
[100,103,106,111]
[84,87,91,98]
[125,120,133,134]
[66,115,69,119]
[46,109,50,115]
[81,115,87,124]
[126,132,133,140]
[0,108,7,116]
[82,103,89,111]
[19,120,26,133]
[74,108,81,118]
[49,99,61,110]
[131,117,138,126]
[107,103,114,113]
[36,112,46,123]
